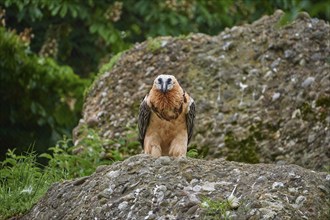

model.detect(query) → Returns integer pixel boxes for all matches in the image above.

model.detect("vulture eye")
[167,78,172,83]
[158,78,163,84]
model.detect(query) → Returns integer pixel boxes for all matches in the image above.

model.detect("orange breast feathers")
[138,74,195,158]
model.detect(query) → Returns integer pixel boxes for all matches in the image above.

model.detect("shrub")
[2,0,329,76]
[0,133,113,219]
[0,149,52,219]
[0,27,89,155]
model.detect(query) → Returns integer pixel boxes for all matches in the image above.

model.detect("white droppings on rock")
[118,201,128,211]
[187,193,200,204]
[102,185,114,196]
[153,185,167,204]
[264,71,273,79]
[201,201,209,208]
[286,140,296,148]
[249,208,260,217]
[295,195,306,208]
[123,91,130,97]
[222,41,233,50]
[256,176,267,183]
[158,185,167,192]
[154,156,171,166]
[103,130,112,139]
[114,132,120,137]
[259,208,277,219]
[101,91,107,97]
[217,181,233,186]
[133,188,141,202]
[271,58,281,72]
[161,40,168,47]
[249,68,260,75]
[239,82,248,91]
[232,168,241,174]
[272,182,284,189]
[145,66,155,76]
[96,111,105,118]
[301,77,315,87]
[201,181,216,191]
[183,186,192,191]
[326,174,330,181]
[144,211,155,220]
[190,179,199,185]
[291,109,301,118]
[107,170,120,179]
[284,50,295,59]
[228,194,240,209]
[272,92,281,101]
[135,60,142,66]
[192,185,202,192]
[273,130,281,139]
[288,171,301,179]
[288,187,298,193]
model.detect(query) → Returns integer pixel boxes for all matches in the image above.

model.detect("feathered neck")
[149,85,183,110]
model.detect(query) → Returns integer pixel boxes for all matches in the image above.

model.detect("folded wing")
[186,99,195,144]
[138,97,151,148]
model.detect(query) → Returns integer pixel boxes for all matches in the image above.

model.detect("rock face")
[74,10,330,171]
[21,155,330,219]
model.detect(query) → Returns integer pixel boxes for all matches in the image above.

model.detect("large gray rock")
[74,10,330,171]
[21,155,330,219]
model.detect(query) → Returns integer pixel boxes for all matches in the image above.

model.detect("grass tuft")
[0,149,52,219]
[201,197,232,220]
[0,132,116,219]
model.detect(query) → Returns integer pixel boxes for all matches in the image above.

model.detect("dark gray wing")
[138,97,151,148]
[186,99,195,144]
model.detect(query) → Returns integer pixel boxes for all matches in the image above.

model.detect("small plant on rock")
[201,197,232,220]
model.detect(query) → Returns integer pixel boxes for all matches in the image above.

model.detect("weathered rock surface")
[22,155,330,219]
[74,10,330,171]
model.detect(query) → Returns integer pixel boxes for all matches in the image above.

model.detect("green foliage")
[2,0,328,76]
[0,149,53,219]
[201,197,231,220]
[1,0,129,76]
[316,96,330,108]
[299,102,314,120]
[299,98,329,123]
[324,165,330,174]
[75,126,141,162]
[106,133,142,161]
[0,27,89,154]
[104,129,141,160]
[0,128,171,220]
[0,133,116,219]
[41,135,109,179]
[0,125,141,218]
[225,127,261,164]
[146,38,163,54]
[187,148,200,158]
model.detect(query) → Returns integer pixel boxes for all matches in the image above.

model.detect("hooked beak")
[160,82,168,93]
